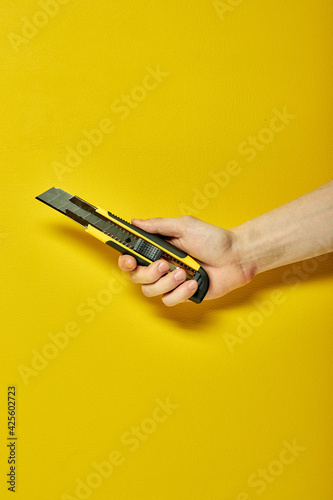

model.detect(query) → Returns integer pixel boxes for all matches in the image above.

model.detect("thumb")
[131,217,185,237]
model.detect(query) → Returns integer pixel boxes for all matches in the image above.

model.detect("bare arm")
[234,180,333,276]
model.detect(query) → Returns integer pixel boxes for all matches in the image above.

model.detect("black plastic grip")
[108,211,188,260]
[191,267,210,303]
[133,238,163,261]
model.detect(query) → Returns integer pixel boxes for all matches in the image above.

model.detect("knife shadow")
[48,223,333,332]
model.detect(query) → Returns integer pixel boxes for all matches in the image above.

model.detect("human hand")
[118,215,255,306]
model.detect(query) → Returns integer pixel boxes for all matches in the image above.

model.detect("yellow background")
[1,1,333,499]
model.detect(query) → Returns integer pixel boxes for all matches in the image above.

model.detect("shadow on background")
[47,222,333,331]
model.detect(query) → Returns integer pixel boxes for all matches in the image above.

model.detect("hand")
[118,215,254,306]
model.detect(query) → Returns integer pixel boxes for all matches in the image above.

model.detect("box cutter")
[36,187,209,303]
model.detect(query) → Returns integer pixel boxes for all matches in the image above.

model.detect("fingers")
[141,267,199,306]
[141,266,186,296]
[162,280,198,307]
[131,259,170,284]
[118,255,171,284]
[118,254,199,306]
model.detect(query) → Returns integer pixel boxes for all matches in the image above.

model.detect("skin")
[118,180,333,306]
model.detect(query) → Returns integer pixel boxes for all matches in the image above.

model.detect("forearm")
[233,180,333,277]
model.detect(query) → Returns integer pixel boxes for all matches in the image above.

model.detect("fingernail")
[174,269,185,281]
[188,281,197,290]
[125,260,133,269]
[158,262,169,273]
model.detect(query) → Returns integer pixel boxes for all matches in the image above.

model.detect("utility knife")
[36,187,209,303]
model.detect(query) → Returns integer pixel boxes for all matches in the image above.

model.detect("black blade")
[36,187,141,249]
[36,187,77,216]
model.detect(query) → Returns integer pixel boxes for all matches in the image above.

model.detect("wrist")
[232,216,290,278]
[231,223,262,281]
